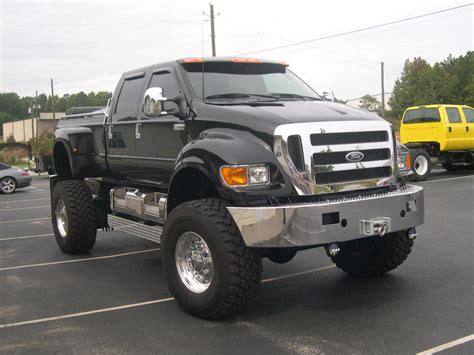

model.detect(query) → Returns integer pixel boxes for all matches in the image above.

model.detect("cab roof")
[121,57,289,78]
[406,104,472,110]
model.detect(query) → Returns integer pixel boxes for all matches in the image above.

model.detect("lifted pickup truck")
[50,57,424,319]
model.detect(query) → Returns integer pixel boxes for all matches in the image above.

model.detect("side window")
[149,71,180,111]
[446,107,462,123]
[114,76,145,120]
[403,108,440,124]
[462,108,474,123]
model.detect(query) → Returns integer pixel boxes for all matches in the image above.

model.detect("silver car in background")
[0,163,32,194]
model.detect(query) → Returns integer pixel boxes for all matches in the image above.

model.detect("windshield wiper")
[205,93,279,101]
[270,93,322,101]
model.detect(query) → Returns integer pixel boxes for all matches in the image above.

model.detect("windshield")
[181,62,321,101]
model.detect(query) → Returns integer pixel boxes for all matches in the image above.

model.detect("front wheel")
[330,231,414,278]
[51,180,97,254]
[411,149,432,181]
[162,198,262,319]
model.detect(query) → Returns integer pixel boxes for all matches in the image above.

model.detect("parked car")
[0,163,32,194]
[400,104,474,180]
[49,57,424,319]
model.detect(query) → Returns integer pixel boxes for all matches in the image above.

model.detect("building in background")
[1,112,65,142]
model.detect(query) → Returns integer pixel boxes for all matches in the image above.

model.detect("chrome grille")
[274,120,396,196]
[313,148,391,165]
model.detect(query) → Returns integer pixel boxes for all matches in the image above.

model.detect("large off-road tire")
[51,180,97,254]
[411,149,432,181]
[330,231,414,278]
[0,177,17,194]
[162,198,262,319]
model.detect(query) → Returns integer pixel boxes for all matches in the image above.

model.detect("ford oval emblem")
[346,151,364,162]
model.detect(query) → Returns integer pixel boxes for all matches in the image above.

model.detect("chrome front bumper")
[227,185,424,248]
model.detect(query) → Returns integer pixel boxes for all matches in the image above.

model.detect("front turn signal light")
[406,153,412,171]
[221,166,248,186]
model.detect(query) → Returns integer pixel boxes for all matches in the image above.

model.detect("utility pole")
[210,3,216,56]
[50,78,56,129]
[380,62,385,118]
[35,90,39,138]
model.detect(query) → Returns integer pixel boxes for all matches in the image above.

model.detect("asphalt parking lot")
[0,170,473,354]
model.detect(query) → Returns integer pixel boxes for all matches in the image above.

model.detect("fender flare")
[170,128,287,202]
[54,127,96,177]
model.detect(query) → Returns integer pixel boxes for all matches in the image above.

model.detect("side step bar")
[110,187,167,224]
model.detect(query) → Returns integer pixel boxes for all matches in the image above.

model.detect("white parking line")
[0,217,50,224]
[0,264,334,328]
[262,264,336,283]
[417,334,474,354]
[419,175,474,184]
[0,298,175,329]
[0,205,50,212]
[0,197,50,204]
[0,233,53,241]
[0,248,160,272]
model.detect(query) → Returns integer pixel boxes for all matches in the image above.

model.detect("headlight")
[220,165,269,187]
[396,143,412,172]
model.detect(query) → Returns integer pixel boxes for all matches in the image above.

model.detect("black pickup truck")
[50,57,424,319]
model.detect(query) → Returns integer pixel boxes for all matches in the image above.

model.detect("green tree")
[0,92,28,119]
[389,52,473,117]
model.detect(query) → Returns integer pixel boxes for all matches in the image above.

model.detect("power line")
[235,3,473,56]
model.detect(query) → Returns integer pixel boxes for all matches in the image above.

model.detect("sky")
[0,0,472,105]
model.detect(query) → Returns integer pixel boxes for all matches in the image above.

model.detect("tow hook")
[359,217,392,237]
[326,243,341,257]
[407,228,418,240]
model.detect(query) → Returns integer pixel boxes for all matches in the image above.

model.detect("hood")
[194,100,387,137]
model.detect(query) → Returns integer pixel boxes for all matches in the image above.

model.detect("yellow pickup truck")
[400,104,474,180]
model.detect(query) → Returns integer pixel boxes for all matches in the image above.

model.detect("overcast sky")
[0,0,472,103]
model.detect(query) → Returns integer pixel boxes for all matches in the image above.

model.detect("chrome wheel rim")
[414,155,428,176]
[1,178,15,193]
[55,199,68,238]
[175,231,213,293]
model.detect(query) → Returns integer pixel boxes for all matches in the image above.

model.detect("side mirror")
[143,87,168,117]
[103,97,114,126]
[320,89,335,102]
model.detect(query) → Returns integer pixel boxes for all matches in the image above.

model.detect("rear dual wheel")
[411,149,432,181]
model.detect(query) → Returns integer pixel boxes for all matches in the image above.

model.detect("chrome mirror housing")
[143,87,168,117]
[320,89,335,102]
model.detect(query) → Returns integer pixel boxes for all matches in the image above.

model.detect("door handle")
[467,126,470,132]
[448,127,452,133]
[135,123,142,139]
[107,124,113,140]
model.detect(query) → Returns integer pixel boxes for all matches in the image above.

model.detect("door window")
[114,76,145,120]
[446,107,462,123]
[462,108,474,123]
[149,72,180,111]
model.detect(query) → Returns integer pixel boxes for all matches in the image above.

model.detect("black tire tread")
[163,198,262,319]
[331,231,414,278]
[52,180,96,254]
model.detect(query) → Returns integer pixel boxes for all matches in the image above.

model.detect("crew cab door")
[106,73,146,176]
[134,68,186,183]
[461,107,474,150]
[444,106,466,151]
